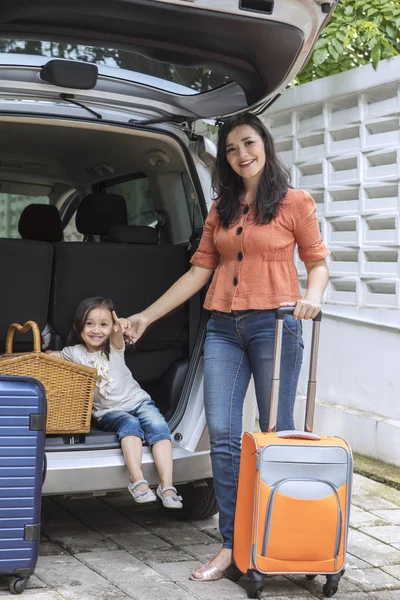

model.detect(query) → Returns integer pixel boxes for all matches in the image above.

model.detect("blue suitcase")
[0,376,46,594]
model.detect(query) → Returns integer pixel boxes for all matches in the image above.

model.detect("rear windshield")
[0,39,231,95]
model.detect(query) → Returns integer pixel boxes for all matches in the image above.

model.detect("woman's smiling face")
[225,124,266,184]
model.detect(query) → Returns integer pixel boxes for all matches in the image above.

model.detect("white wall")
[263,57,400,466]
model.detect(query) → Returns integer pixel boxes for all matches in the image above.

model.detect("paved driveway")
[1,474,400,599]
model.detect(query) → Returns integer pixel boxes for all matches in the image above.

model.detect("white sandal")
[128,479,156,504]
[156,484,183,509]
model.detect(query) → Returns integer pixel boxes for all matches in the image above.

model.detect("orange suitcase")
[231,308,353,599]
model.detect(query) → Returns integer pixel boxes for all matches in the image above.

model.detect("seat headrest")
[76,193,127,235]
[18,204,63,243]
[107,224,159,245]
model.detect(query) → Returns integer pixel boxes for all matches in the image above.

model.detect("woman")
[125,113,329,581]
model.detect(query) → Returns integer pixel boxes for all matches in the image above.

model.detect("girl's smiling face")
[81,307,114,353]
[225,124,266,185]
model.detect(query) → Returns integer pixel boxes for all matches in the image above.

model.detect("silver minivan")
[0,0,335,519]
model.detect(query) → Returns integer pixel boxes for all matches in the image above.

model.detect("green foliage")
[296,0,400,84]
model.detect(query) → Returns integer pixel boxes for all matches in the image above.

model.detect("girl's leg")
[120,435,145,484]
[133,400,175,494]
[246,311,303,431]
[192,312,251,576]
[151,439,173,492]
[97,410,150,492]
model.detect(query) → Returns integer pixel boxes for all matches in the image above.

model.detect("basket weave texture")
[0,321,97,434]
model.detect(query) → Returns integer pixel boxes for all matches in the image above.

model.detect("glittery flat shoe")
[128,479,156,504]
[156,484,183,509]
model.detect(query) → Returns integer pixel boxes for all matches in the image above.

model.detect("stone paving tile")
[149,560,249,599]
[41,501,119,554]
[181,542,223,563]
[39,539,66,557]
[369,592,400,599]
[382,564,400,580]
[150,561,317,599]
[78,550,195,600]
[352,476,400,508]
[288,573,360,596]
[76,508,147,536]
[149,526,219,547]
[35,555,131,600]
[347,530,400,567]
[352,495,400,511]
[346,553,375,569]
[343,567,400,592]
[371,510,400,525]
[350,505,391,528]
[51,496,109,513]
[360,526,400,545]
[0,591,65,599]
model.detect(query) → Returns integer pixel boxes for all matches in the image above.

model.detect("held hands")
[124,313,150,344]
[112,311,132,337]
[279,298,321,320]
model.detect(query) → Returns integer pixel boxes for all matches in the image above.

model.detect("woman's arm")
[126,265,213,342]
[281,258,329,320]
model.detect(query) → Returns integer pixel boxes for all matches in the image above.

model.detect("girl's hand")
[46,350,62,358]
[280,299,321,320]
[112,311,130,333]
[125,313,150,343]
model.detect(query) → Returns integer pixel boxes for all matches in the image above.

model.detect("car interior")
[0,117,207,451]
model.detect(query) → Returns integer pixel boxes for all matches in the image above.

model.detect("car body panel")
[0,0,337,120]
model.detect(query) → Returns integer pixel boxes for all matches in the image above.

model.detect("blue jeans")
[97,399,171,446]
[204,309,304,548]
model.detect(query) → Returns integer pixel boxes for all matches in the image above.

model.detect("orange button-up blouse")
[190,188,330,312]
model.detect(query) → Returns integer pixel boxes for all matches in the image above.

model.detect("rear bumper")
[42,445,212,495]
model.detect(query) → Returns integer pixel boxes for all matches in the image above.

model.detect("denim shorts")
[97,399,171,446]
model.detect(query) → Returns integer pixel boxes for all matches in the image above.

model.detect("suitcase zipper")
[261,478,342,560]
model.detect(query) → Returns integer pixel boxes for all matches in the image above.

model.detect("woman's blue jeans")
[204,309,304,549]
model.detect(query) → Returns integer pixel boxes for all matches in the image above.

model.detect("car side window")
[0,194,50,238]
[101,175,158,227]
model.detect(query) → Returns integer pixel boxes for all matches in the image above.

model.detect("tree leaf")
[331,37,344,54]
[371,44,382,69]
[328,44,340,61]
[344,6,354,15]
[386,24,397,39]
[313,48,330,66]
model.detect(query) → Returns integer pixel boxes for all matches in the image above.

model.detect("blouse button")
[233,277,238,286]
[237,252,243,261]
[243,205,250,215]
[236,227,243,235]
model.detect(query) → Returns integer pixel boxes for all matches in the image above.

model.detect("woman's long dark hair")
[213,113,290,227]
[67,296,116,359]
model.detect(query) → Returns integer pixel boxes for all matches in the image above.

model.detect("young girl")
[47,296,182,509]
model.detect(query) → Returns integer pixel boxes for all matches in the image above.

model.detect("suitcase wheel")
[225,563,242,583]
[323,572,342,598]
[247,569,265,599]
[9,577,29,595]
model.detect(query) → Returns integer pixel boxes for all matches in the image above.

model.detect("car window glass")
[181,173,203,231]
[0,39,231,95]
[102,175,158,227]
[0,194,49,238]
[63,216,84,242]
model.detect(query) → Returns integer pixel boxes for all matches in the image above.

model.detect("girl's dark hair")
[213,113,290,227]
[67,296,116,359]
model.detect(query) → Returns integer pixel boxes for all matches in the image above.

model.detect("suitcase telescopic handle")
[268,306,322,434]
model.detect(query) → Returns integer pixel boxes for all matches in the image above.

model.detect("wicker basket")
[0,321,97,434]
